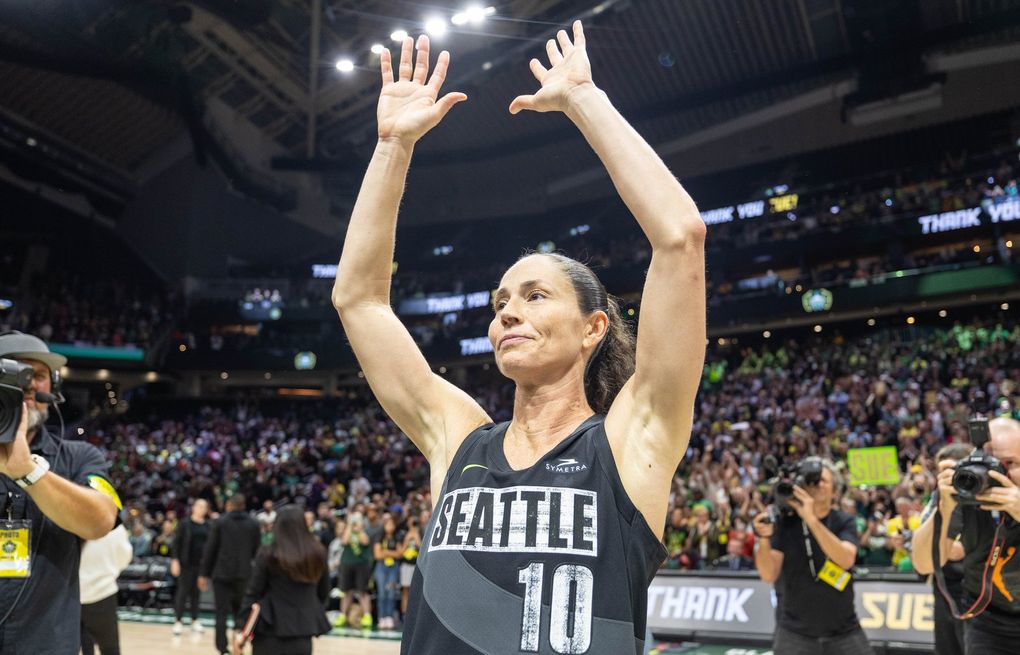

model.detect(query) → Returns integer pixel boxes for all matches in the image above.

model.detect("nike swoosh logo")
[461,464,489,475]
[557,459,580,466]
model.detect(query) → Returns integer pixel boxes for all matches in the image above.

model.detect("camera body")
[0,357,34,444]
[771,456,824,516]
[952,418,1005,506]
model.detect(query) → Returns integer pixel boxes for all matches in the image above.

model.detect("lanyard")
[801,519,818,579]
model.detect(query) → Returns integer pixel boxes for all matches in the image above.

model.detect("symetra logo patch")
[545,457,588,473]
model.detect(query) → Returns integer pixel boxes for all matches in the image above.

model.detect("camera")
[0,358,34,444]
[766,456,824,516]
[952,417,1006,506]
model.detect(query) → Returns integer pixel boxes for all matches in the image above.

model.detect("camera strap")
[931,492,1005,620]
[801,521,818,579]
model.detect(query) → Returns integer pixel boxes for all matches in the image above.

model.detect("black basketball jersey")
[401,414,667,655]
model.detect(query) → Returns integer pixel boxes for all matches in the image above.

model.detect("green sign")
[847,446,900,486]
[48,343,144,361]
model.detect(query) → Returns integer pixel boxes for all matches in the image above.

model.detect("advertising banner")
[647,574,934,646]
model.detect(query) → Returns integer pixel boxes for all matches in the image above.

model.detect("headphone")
[0,330,65,403]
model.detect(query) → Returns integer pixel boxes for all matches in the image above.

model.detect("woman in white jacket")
[80,523,133,655]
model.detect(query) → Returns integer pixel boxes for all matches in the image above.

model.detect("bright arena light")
[390,29,408,42]
[424,17,448,37]
[335,58,354,72]
[370,43,385,55]
[454,5,494,25]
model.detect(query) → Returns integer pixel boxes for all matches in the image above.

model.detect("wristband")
[14,455,50,489]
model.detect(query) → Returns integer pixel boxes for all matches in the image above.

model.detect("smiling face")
[488,255,606,387]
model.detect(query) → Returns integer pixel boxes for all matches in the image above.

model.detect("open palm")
[377,35,466,143]
[510,21,595,115]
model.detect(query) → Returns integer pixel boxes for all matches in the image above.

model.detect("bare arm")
[914,462,966,573]
[24,472,117,540]
[803,515,857,571]
[331,36,489,484]
[509,22,705,532]
[912,505,964,574]
[751,513,784,584]
[0,411,116,540]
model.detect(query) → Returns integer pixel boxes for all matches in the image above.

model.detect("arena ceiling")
[1,0,1020,227]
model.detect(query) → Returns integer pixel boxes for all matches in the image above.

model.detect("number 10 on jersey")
[518,563,594,654]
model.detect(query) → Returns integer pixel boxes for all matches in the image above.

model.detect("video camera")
[766,456,825,517]
[952,417,1006,506]
[0,357,34,444]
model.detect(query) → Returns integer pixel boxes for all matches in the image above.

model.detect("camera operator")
[913,417,1020,655]
[911,442,973,655]
[0,331,120,654]
[752,458,873,655]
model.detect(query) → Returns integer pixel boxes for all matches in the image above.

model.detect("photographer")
[911,443,973,655]
[752,458,873,655]
[0,331,120,654]
[913,418,1020,655]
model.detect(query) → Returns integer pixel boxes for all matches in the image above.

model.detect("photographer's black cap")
[0,330,67,370]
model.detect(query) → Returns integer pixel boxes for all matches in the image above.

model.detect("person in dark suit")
[171,498,210,635]
[232,505,330,655]
[199,494,260,655]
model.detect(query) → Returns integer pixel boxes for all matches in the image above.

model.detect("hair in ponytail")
[539,253,635,414]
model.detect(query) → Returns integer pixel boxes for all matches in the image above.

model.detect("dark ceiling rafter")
[1,0,1019,219]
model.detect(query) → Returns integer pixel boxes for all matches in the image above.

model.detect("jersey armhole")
[592,424,668,561]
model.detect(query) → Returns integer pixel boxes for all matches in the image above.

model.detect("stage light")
[763,331,771,338]
[973,245,981,253]
[481,61,493,71]
[97,369,109,380]
[370,43,385,55]
[906,316,915,325]
[335,59,354,73]
[1007,240,1013,248]
[391,29,408,42]
[938,309,947,318]
[1002,303,1010,311]
[220,371,229,380]
[454,5,494,25]
[264,372,272,380]
[867,318,876,326]
[813,325,822,333]
[439,366,448,374]
[178,343,187,352]
[425,17,447,37]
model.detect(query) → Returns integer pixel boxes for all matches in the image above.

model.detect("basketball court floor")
[116,620,764,654]
[119,621,400,654]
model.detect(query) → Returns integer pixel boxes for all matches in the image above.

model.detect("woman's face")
[488,256,603,384]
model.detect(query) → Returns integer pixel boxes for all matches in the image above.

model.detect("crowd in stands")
[88,311,1018,628]
[5,146,1013,358]
[1,270,178,349]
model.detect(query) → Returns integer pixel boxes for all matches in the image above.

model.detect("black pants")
[773,625,875,655]
[81,593,120,655]
[964,622,1017,655]
[251,633,313,655]
[213,578,247,653]
[174,566,201,622]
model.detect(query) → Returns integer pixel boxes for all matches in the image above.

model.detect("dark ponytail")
[541,254,635,414]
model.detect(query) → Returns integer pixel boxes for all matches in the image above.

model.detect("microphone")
[34,390,64,404]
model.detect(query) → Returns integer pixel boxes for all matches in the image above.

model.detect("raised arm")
[331,35,490,488]
[511,22,705,531]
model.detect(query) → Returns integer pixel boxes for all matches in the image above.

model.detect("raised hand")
[377,35,467,144]
[510,20,596,115]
